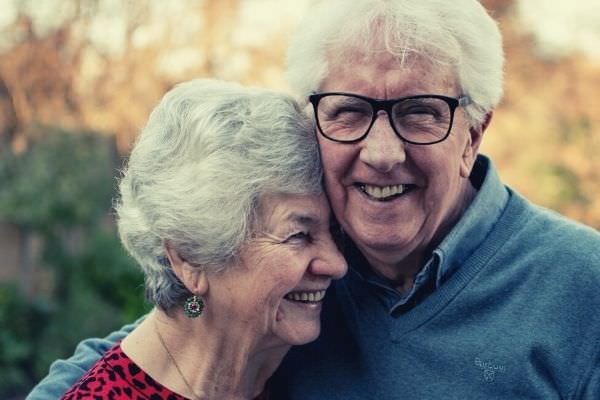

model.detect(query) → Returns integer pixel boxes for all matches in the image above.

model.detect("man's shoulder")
[476,155,600,251]
[506,190,600,251]
[497,190,600,291]
[27,315,146,400]
[61,345,122,399]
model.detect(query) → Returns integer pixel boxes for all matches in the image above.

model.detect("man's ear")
[460,111,493,178]
[164,243,208,296]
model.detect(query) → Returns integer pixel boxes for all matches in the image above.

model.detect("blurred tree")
[0,127,114,229]
[0,285,49,399]
[0,128,149,398]
[479,3,600,228]
[0,78,18,150]
[0,0,247,152]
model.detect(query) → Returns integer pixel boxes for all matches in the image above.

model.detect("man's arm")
[26,314,146,400]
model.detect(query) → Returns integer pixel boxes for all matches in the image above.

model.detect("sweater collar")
[433,154,509,287]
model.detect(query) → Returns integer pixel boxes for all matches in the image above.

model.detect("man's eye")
[400,106,440,117]
[410,107,437,115]
[331,107,369,118]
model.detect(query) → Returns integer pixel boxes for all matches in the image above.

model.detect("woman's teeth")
[285,290,326,302]
[361,184,405,200]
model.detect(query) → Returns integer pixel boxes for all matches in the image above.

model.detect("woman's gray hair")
[287,0,504,125]
[115,79,322,310]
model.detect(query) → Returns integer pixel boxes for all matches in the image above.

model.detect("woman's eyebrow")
[285,212,321,227]
[258,213,319,239]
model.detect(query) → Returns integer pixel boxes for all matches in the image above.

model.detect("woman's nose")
[310,240,348,280]
[359,113,406,173]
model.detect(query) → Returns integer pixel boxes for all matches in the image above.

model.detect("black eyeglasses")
[308,92,471,145]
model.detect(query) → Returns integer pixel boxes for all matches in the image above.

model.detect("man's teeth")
[285,290,326,302]
[362,184,405,199]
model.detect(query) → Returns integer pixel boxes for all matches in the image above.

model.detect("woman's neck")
[122,309,289,400]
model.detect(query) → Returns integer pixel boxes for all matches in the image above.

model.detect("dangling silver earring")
[183,295,204,318]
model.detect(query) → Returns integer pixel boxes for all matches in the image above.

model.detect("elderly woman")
[60,79,346,399]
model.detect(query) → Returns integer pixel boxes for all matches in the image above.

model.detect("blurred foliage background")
[0,0,598,398]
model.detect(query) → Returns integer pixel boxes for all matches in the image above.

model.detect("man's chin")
[348,227,420,268]
[349,225,412,252]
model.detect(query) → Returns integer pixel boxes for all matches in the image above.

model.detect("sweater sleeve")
[25,314,146,400]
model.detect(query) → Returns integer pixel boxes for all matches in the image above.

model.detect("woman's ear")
[164,243,208,296]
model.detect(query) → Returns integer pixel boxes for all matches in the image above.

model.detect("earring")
[183,295,204,318]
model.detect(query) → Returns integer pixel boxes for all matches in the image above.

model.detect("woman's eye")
[285,231,310,243]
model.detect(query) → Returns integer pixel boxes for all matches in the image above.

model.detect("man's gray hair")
[287,0,504,125]
[115,79,322,310]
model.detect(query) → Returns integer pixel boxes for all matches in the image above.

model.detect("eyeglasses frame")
[308,92,472,145]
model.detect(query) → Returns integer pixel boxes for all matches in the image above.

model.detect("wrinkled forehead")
[320,15,460,90]
[322,46,460,95]
[254,193,329,231]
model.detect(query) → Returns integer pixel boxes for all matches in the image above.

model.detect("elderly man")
[28,1,600,399]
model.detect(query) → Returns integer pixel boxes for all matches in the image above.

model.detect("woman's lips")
[284,289,326,303]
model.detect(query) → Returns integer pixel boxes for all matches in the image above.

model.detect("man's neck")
[358,181,478,295]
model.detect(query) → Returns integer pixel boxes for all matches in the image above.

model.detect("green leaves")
[0,128,150,397]
[0,128,116,230]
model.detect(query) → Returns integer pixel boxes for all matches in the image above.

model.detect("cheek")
[318,139,354,178]
[221,270,287,307]
[323,170,344,209]
[229,278,286,315]
[417,137,464,176]
[265,259,309,293]
[411,149,458,198]
[319,144,355,203]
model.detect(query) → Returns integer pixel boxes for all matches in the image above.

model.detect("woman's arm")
[26,315,146,400]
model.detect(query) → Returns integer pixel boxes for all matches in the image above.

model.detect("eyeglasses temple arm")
[458,95,472,107]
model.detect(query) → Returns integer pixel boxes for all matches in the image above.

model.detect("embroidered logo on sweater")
[474,357,506,382]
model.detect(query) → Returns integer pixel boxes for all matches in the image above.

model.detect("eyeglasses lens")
[316,95,452,144]
[391,97,452,143]
[316,95,372,142]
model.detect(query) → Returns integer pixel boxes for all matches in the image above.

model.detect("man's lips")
[355,183,417,201]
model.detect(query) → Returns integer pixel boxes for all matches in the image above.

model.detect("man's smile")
[356,183,417,201]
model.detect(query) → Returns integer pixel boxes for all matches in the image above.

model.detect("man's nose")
[359,112,406,173]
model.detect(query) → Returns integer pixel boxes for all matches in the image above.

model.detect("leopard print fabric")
[61,344,187,400]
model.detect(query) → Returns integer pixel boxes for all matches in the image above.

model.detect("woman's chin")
[275,324,321,346]
[273,300,323,345]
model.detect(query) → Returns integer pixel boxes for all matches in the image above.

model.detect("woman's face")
[205,193,347,347]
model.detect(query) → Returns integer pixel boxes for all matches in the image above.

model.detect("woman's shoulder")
[60,343,186,400]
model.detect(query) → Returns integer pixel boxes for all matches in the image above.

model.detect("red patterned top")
[61,344,187,400]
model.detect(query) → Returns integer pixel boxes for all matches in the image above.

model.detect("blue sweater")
[271,156,600,399]
[28,156,600,399]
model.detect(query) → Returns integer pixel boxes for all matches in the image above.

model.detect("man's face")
[317,52,482,279]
